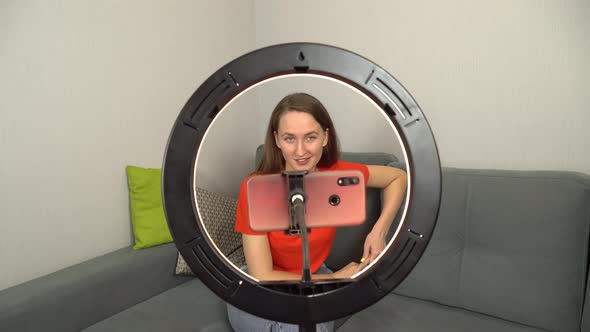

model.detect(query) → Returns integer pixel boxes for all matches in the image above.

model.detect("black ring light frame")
[162,42,441,326]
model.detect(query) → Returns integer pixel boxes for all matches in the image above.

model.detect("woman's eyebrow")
[281,131,319,137]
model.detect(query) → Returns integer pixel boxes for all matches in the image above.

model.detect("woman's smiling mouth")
[295,158,311,166]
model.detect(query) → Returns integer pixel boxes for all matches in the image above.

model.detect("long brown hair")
[256,93,340,174]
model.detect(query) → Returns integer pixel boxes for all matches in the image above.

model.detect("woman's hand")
[332,261,368,279]
[362,228,387,264]
[363,165,407,264]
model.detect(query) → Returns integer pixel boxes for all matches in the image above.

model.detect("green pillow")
[126,165,173,249]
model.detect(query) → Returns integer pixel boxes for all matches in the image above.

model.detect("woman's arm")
[242,234,367,281]
[363,165,408,263]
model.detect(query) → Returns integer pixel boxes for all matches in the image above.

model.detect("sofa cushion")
[338,293,545,332]
[82,279,233,332]
[126,165,173,249]
[195,187,241,256]
[395,168,590,332]
[175,187,244,276]
[174,249,247,277]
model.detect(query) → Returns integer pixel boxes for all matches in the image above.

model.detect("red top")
[234,160,370,274]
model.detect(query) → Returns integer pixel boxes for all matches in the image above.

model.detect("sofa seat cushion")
[338,293,545,332]
[82,279,233,332]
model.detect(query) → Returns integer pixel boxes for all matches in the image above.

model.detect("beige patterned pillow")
[174,187,245,276]
[174,248,246,276]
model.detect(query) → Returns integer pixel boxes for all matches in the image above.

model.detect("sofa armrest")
[0,243,190,332]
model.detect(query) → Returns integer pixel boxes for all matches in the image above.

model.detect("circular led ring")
[162,42,441,325]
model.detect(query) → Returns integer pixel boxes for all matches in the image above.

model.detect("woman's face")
[274,111,328,172]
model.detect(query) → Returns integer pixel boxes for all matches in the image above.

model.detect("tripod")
[283,170,318,332]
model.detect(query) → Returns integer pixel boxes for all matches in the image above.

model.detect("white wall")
[195,89,262,196]
[0,1,256,291]
[254,0,590,174]
[2,0,589,291]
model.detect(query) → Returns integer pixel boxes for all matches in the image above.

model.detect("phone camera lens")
[337,177,359,186]
[329,195,340,206]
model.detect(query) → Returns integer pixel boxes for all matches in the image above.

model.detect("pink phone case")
[246,170,366,232]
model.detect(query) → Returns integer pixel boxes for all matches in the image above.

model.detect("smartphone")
[246,170,366,232]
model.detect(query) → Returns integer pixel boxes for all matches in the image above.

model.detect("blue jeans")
[226,265,335,332]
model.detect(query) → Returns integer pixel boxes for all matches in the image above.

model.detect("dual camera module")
[329,176,360,206]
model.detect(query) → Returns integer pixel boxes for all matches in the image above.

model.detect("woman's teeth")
[296,158,309,165]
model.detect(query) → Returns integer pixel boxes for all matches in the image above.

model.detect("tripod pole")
[291,196,312,284]
[291,196,316,332]
[282,171,317,331]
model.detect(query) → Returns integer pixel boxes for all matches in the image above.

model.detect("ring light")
[162,42,441,326]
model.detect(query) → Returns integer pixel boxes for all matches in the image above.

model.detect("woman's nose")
[295,141,305,155]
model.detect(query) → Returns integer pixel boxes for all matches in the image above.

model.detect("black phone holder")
[282,170,308,235]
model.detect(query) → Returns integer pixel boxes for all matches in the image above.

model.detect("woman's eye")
[306,136,317,142]
[284,137,295,143]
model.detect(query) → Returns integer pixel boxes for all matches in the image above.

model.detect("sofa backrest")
[395,168,590,332]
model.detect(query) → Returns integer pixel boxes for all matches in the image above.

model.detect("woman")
[227,93,407,331]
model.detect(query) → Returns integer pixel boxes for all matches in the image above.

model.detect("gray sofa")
[1,152,589,332]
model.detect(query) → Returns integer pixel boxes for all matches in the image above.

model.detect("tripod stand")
[283,170,318,332]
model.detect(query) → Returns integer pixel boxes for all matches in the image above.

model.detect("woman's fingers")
[356,259,369,272]
[334,259,373,279]
[361,242,370,265]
